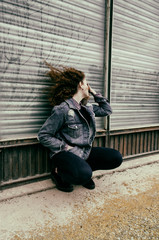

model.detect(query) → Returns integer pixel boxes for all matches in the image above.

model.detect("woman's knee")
[53,151,93,184]
[113,149,123,167]
[73,165,92,185]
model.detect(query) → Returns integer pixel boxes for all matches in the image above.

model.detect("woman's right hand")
[66,145,74,151]
[88,84,97,95]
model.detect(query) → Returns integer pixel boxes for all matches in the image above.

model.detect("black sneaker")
[51,171,73,192]
[83,179,95,190]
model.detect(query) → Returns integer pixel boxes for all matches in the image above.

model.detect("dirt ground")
[0,160,159,240]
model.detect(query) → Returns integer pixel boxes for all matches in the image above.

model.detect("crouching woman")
[38,64,122,192]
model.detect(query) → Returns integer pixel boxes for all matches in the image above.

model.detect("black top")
[80,106,91,125]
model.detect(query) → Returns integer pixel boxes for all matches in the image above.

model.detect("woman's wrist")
[90,89,97,95]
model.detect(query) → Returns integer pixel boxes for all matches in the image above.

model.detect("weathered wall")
[1,128,159,189]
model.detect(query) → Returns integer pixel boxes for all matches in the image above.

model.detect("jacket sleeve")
[92,93,112,117]
[37,106,67,154]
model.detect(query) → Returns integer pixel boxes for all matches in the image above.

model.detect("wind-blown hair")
[46,62,85,106]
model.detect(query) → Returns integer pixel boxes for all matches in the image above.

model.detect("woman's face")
[81,78,89,98]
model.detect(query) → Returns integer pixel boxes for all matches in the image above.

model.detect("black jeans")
[52,147,122,185]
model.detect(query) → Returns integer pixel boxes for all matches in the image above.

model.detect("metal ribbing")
[110,0,159,130]
[0,0,105,140]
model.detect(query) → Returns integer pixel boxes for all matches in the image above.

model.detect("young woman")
[38,64,122,192]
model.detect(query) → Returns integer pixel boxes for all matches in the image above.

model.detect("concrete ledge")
[0,153,159,202]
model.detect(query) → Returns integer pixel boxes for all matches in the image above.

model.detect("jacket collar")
[65,98,80,110]
[65,98,93,117]
[65,98,77,109]
[65,98,81,110]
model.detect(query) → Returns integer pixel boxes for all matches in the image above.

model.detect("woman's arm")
[38,106,67,154]
[88,85,112,117]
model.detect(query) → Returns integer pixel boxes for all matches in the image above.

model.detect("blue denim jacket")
[38,94,112,160]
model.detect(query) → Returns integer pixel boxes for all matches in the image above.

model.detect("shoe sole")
[83,185,95,190]
[57,186,74,192]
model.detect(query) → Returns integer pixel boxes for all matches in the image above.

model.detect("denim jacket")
[38,94,112,160]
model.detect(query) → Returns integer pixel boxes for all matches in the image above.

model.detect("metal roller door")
[110,0,159,130]
[0,0,106,141]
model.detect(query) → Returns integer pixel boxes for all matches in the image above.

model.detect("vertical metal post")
[104,0,113,132]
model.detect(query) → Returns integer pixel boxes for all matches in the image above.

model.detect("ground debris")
[0,163,159,240]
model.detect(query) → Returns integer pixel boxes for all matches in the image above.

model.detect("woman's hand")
[88,84,97,95]
[66,145,74,151]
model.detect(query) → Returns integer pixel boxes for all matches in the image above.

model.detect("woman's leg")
[52,151,93,185]
[86,147,122,171]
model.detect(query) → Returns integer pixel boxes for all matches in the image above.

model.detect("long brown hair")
[45,62,85,106]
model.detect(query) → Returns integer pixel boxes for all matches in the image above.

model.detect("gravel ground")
[0,161,159,240]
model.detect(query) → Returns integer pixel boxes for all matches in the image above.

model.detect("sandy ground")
[0,158,159,240]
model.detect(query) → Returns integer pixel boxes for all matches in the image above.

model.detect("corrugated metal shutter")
[110,0,159,130]
[0,0,106,141]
